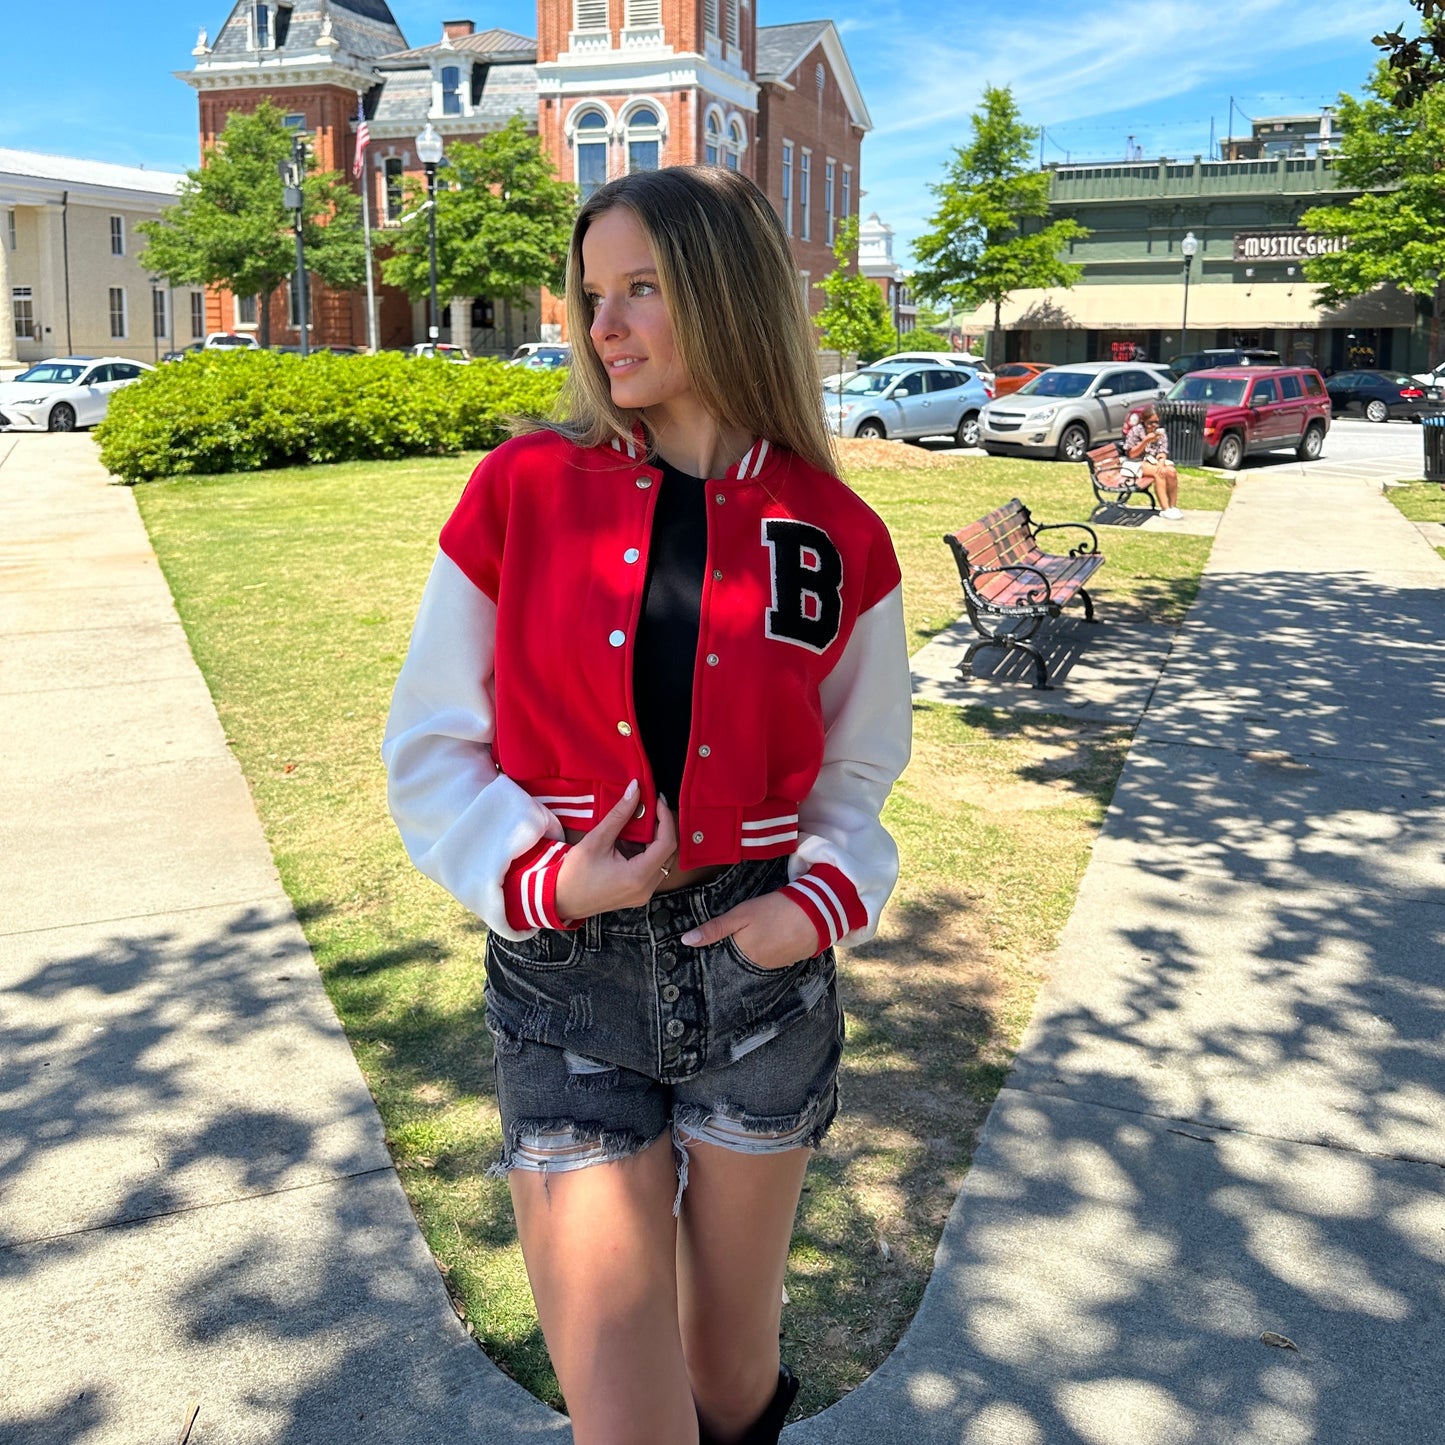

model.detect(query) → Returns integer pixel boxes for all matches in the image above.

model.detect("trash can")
[1423,413,1445,483]
[1157,400,1207,468]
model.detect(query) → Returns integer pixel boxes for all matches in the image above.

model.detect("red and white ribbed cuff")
[502,838,577,933]
[780,863,867,954]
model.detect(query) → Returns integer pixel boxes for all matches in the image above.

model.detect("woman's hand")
[553,781,678,921]
[681,890,819,970]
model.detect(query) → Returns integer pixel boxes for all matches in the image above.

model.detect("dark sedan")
[1326,369,1444,421]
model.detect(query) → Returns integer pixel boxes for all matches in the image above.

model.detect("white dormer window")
[442,65,462,115]
[574,0,607,30]
[254,3,270,49]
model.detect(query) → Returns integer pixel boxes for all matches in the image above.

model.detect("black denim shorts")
[484,857,843,1191]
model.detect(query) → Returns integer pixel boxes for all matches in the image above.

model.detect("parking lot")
[928,414,1433,483]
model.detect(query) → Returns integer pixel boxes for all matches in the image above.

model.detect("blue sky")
[0,0,1405,263]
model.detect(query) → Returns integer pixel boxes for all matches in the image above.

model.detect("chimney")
[442,20,475,39]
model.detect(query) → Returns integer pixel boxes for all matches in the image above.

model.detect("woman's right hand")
[553,781,678,922]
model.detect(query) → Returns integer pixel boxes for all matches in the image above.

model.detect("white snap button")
[636,477,653,489]
[608,629,626,647]
[706,653,719,666]
[692,831,704,844]
[712,569,723,581]
[714,493,726,504]
[623,547,640,563]
[617,721,633,736]
[697,744,711,758]
[634,803,646,820]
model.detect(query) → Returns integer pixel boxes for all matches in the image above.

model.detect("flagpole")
[355,94,378,353]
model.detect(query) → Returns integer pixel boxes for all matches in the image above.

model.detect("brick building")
[183,1,870,352]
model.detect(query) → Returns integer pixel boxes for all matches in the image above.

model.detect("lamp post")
[1180,231,1199,355]
[280,133,309,358]
[415,123,445,344]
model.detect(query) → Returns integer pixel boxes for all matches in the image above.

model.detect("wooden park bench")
[1085,442,1158,516]
[944,499,1105,688]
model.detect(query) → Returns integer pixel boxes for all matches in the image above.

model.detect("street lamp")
[279,133,309,357]
[415,123,445,343]
[1180,231,1199,354]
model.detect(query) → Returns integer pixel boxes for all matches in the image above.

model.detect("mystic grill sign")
[1232,229,1350,261]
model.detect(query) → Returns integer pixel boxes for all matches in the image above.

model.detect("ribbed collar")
[606,428,780,485]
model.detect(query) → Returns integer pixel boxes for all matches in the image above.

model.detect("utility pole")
[280,133,309,357]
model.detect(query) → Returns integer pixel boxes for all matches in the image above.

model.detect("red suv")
[1166,366,1332,469]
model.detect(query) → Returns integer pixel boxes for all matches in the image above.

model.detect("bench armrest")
[1032,520,1101,557]
[966,561,1054,607]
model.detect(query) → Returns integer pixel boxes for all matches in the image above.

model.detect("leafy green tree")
[815,216,895,372]
[896,326,948,352]
[1300,61,1445,364]
[138,101,365,349]
[912,85,1088,367]
[380,115,575,319]
[1373,1,1444,106]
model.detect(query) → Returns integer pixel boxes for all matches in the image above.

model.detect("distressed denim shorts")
[484,857,843,1194]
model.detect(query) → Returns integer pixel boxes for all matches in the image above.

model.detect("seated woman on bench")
[1122,407,1183,520]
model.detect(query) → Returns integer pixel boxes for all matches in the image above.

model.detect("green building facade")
[957,154,1428,374]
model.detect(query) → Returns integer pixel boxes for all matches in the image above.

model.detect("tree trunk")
[259,288,273,350]
[992,298,1003,367]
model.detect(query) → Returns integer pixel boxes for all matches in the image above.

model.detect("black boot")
[699,1365,799,1445]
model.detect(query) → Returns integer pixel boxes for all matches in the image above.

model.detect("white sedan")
[0,356,154,432]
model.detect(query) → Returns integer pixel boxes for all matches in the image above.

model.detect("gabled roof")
[206,0,408,65]
[0,147,186,200]
[755,19,871,132]
[378,27,536,64]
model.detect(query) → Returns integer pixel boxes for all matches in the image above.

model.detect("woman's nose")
[590,296,624,342]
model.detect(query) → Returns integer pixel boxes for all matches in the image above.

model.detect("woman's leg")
[509,1133,699,1445]
[1144,460,1179,509]
[676,1140,812,1442]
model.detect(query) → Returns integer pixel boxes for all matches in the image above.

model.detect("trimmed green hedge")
[96,350,566,483]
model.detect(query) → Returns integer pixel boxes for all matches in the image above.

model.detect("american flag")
[352,99,370,180]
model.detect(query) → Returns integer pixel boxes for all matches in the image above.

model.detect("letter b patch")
[763,518,844,653]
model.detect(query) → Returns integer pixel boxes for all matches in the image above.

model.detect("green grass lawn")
[133,444,1226,1417]
[1385,481,1445,560]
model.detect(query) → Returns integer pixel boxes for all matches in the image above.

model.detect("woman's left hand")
[681,890,819,970]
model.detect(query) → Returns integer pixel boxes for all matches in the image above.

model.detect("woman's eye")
[631,280,657,297]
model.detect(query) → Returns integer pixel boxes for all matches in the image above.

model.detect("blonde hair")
[528,167,836,476]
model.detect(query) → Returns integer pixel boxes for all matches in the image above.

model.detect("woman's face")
[581,206,692,416]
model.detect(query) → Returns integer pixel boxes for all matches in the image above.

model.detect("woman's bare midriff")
[563,828,728,893]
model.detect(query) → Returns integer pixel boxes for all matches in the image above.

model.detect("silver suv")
[979,362,1171,462]
[825,362,992,447]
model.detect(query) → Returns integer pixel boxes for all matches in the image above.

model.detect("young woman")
[1122,405,1183,518]
[383,166,912,1445]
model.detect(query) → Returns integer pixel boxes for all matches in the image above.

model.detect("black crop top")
[632,458,707,805]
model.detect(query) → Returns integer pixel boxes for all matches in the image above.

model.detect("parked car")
[1411,359,1445,389]
[0,356,154,432]
[410,342,471,363]
[1325,369,1443,422]
[511,341,571,364]
[273,344,363,356]
[991,362,1051,396]
[203,331,261,350]
[873,350,995,389]
[1168,347,1281,379]
[1166,366,1332,468]
[160,343,205,363]
[825,362,992,446]
[979,361,1171,462]
[821,370,857,394]
[509,344,571,370]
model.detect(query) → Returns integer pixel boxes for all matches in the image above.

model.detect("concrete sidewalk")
[796,470,1445,1443]
[0,436,564,1443]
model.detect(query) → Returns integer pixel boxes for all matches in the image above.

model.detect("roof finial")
[192,25,211,56]
[318,4,337,48]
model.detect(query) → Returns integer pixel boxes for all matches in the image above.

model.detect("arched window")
[441,65,461,115]
[573,108,609,201]
[726,118,744,171]
[627,106,661,173]
[704,110,723,167]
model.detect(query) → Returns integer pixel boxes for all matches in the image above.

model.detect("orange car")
[991,362,1051,396]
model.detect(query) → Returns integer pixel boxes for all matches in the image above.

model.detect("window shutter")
[725,0,739,46]
[704,0,719,37]
[626,0,661,24]
[574,0,607,30]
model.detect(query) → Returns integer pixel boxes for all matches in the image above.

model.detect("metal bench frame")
[944,499,1104,688]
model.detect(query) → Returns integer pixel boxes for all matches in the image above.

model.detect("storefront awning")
[953,283,1415,332]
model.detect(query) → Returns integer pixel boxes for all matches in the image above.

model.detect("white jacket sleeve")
[785,583,913,948]
[381,551,562,940]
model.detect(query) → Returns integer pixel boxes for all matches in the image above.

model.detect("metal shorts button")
[661,983,680,1002]
[665,1018,685,1039]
